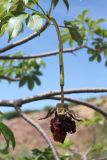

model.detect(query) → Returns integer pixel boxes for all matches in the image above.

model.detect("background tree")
[0,0,107,159]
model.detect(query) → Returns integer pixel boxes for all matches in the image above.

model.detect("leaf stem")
[35,2,46,15]
[26,6,48,20]
[48,0,53,15]
[28,0,46,15]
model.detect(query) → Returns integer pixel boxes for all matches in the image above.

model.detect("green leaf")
[0,12,13,36]
[23,0,29,5]
[0,122,16,151]
[91,143,107,153]
[94,28,107,38]
[104,50,107,58]
[89,55,97,62]
[32,147,54,159]
[61,28,74,46]
[64,21,83,45]
[6,14,28,41]
[0,111,3,115]
[24,0,38,7]
[10,0,25,15]
[34,76,41,86]
[3,1,12,12]
[77,9,88,22]
[26,14,43,31]
[0,54,44,90]
[27,77,34,90]
[57,139,74,149]
[0,23,8,36]
[52,0,59,8]
[34,71,42,76]
[63,0,69,10]
[82,9,88,18]
[95,18,106,24]
[19,76,27,87]
[0,112,4,119]
[97,54,101,62]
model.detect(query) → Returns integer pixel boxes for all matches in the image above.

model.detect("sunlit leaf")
[77,9,88,21]
[23,0,29,5]
[3,1,12,12]
[6,14,28,41]
[26,14,43,31]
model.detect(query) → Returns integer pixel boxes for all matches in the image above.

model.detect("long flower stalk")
[50,17,64,104]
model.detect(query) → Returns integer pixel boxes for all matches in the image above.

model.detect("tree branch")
[0,88,107,106]
[0,100,15,107]
[0,46,85,60]
[15,107,60,160]
[19,88,107,105]
[0,75,20,81]
[0,88,107,117]
[0,22,48,54]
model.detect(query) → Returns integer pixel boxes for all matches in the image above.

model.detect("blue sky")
[0,0,107,112]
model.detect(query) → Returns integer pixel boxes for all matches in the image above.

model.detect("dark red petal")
[50,113,76,143]
[62,118,76,133]
[52,131,67,143]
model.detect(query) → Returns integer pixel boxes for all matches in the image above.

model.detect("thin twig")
[15,106,60,160]
[82,127,96,160]
[19,88,107,105]
[0,45,99,60]
[0,75,20,81]
[48,96,107,117]
[0,22,48,54]
[69,148,84,160]
[0,46,84,60]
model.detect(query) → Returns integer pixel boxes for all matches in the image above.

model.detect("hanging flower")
[50,112,76,143]
[39,103,81,143]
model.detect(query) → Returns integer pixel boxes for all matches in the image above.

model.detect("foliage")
[0,53,45,90]
[61,9,107,65]
[0,0,45,90]
[87,143,107,159]
[0,147,72,160]
[0,121,16,152]
[79,112,104,127]
[0,110,39,120]
[56,139,74,149]
[52,0,69,10]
